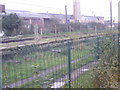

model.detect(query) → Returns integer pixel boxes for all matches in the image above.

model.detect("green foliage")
[70,22,80,31]
[87,22,105,30]
[70,22,105,32]
[44,18,67,33]
[19,21,34,35]
[92,36,119,88]
[2,13,21,36]
[57,24,67,32]
[70,69,94,88]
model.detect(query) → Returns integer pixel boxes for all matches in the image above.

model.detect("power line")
[4,0,72,11]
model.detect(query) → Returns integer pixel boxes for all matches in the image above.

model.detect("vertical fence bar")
[68,41,71,88]
[0,13,2,89]
[96,35,100,60]
[55,25,57,41]
[112,34,115,42]
[95,25,100,60]
[0,51,2,89]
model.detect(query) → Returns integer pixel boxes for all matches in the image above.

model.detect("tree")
[2,13,21,36]
[44,18,67,33]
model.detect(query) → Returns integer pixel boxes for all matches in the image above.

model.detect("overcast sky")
[0,0,119,21]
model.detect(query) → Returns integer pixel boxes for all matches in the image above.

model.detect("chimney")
[0,4,5,13]
[73,0,81,22]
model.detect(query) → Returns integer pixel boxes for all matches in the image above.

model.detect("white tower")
[73,0,81,22]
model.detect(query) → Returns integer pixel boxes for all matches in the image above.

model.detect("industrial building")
[0,0,104,25]
[0,0,105,30]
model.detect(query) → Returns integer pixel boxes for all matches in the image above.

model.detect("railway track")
[1,35,68,43]
[1,33,100,44]
[1,34,100,59]
[0,33,116,51]
[1,31,118,44]
[0,33,112,59]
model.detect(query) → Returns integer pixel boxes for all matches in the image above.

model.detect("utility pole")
[110,1,113,29]
[65,5,69,33]
[65,5,71,38]
[113,17,115,30]
[65,5,68,25]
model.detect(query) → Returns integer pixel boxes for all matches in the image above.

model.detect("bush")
[2,13,21,36]
[92,36,119,88]
[19,24,34,35]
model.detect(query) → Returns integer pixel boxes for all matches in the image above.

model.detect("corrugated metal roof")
[6,9,103,22]
[6,9,51,19]
[49,13,72,20]
[18,13,51,18]
[81,15,104,22]
[6,9,72,19]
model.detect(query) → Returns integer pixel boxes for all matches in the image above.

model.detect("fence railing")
[1,34,118,88]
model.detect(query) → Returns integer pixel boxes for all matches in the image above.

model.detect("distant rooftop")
[6,9,72,19]
[6,9,104,22]
[6,9,51,19]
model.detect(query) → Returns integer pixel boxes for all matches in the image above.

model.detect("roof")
[6,9,51,19]
[6,9,72,19]
[81,15,104,22]
[6,9,104,22]
[48,13,72,20]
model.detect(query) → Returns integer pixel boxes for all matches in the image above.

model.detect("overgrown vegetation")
[2,14,21,36]
[2,41,92,85]
[92,36,119,88]
[64,35,119,88]
[63,69,94,88]
[15,56,95,88]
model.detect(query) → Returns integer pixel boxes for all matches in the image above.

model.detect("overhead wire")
[3,0,72,12]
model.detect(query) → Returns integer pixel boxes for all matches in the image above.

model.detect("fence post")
[0,55,2,89]
[54,25,57,41]
[95,26,99,60]
[68,41,71,88]
[96,35,100,60]
[0,15,2,89]
[112,34,115,41]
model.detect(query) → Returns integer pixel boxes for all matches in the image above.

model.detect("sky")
[0,0,119,22]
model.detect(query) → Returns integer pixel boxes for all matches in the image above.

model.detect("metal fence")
[1,34,118,88]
